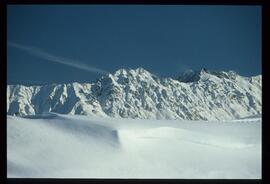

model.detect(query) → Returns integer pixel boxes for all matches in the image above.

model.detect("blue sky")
[8,5,261,85]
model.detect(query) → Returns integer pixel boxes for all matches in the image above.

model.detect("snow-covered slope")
[7,68,262,120]
[7,113,261,178]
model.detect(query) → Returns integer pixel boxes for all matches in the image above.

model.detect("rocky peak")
[7,67,261,120]
[177,68,240,83]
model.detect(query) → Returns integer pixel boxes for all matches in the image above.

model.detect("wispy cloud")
[8,41,109,75]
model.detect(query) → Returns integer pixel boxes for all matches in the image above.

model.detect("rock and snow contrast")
[7,68,262,178]
[7,68,261,120]
[7,113,261,178]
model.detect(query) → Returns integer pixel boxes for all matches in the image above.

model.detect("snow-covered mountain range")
[7,68,262,120]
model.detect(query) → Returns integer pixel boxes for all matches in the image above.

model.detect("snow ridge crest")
[7,68,262,120]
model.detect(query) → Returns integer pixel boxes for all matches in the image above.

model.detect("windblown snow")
[7,113,261,178]
[7,68,262,120]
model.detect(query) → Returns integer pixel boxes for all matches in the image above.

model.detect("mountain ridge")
[7,68,262,120]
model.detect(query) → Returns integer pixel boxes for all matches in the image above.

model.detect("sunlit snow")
[7,68,262,120]
[7,113,261,178]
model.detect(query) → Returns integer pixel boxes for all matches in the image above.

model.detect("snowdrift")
[7,113,261,178]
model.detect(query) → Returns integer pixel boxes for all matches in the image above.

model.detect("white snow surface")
[7,68,261,120]
[8,113,261,178]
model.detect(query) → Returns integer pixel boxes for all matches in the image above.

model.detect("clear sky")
[7,5,261,85]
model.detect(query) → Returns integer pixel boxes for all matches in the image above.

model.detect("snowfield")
[7,113,261,178]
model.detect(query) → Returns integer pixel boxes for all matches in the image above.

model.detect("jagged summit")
[177,68,241,83]
[100,68,158,87]
[7,67,261,120]
[113,68,153,78]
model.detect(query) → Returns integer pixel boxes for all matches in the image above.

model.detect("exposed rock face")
[7,68,261,120]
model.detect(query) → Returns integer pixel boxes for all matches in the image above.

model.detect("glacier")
[7,68,262,120]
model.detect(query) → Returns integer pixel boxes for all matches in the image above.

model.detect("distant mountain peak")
[114,67,152,76]
[7,67,261,120]
[177,69,240,83]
